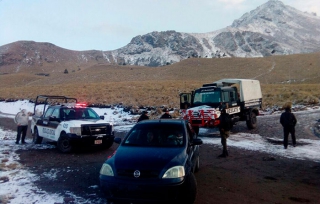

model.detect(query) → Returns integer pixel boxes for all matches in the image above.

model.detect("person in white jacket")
[14,109,32,144]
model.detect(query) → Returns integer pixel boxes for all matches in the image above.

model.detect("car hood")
[111,146,186,171]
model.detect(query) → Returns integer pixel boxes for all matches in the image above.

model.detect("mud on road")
[1,109,320,204]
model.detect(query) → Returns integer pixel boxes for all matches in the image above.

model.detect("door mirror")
[179,93,192,109]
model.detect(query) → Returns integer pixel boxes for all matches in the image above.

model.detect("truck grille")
[81,124,112,136]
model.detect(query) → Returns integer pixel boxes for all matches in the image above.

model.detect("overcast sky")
[1,0,319,51]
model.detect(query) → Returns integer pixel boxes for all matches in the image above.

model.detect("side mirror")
[114,137,122,144]
[100,116,105,120]
[192,138,203,146]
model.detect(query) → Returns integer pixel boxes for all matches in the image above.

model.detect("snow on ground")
[0,100,320,203]
[200,128,320,162]
[0,129,62,203]
[0,100,136,126]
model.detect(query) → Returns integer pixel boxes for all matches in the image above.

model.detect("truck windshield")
[193,89,221,105]
[61,108,100,120]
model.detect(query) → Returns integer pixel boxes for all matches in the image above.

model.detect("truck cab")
[31,95,114,153]
[180,79,262,134]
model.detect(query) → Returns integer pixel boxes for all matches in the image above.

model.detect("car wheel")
[246,110,257,129]
[194,155,200,173]
[57,133,72,153]
[102,139,113,149]
[33,127,43,144]
[181,172,197,204]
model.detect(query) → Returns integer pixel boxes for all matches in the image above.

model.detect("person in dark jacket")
[160,108,172,119]
[280,104,297,149]
[138,111,149,122]
[218,108,231,157]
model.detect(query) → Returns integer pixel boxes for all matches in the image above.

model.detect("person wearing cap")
[218,108,231,157]
[280,102,297,149]
[14,109,32,144]
[160,108,172,119]
[138,111,149,122]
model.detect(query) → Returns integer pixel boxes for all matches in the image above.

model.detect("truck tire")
[246,110,257,129]
[102,139,113,149]
[33,127,43,144]
[57,133,73,153]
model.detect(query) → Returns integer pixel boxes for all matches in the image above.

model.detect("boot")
[225,150,229,157]
[218,150,227,158]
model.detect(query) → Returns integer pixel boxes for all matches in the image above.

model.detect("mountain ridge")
[0,0,320,71]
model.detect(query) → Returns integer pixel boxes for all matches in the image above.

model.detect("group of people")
[137,108,172,122]
[218,102,297,158]
[14,103,298,156]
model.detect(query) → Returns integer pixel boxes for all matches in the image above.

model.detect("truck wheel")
[33,128,43,144]
[102,139,113,149]
[57,133,72,153]
[246,110,257,129]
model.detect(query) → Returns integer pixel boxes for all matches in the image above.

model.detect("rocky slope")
[111,0,320,66]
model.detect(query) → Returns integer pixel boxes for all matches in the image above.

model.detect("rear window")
[60,107,100,120]
[123,123,185,147]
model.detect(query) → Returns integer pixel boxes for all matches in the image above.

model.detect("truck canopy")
[213,79,262,102]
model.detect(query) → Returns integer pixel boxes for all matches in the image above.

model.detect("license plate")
[94,140,102,144]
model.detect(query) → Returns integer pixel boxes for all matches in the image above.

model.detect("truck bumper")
[66,133,115,147]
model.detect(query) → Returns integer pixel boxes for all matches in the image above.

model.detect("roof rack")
[34,95,78,115]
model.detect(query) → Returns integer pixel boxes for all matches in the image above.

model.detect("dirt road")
[1,109,320,204]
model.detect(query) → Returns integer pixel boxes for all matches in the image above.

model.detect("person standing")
[218,108,231,157]
[14,109,31,144]
[160,108,172,119]
[138,111,149,122]
[280,104,297,149]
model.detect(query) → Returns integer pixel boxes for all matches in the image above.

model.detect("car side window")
[44,107,54,119]
[51,108,60,119]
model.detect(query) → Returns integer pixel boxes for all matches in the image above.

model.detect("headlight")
[100,163,114,176]
[69,127,81,135]
[162,166,185,179]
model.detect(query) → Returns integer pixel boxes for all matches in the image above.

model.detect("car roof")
[138,119,187,125]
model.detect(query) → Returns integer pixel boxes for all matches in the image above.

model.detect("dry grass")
[1,52,320,109]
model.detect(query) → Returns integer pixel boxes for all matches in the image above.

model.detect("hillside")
[1,52,320,109]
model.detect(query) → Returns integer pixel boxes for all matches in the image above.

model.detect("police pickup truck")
[31,95,114,153]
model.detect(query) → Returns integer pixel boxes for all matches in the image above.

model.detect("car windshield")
[60,107,100,120]
[123,123,185,147]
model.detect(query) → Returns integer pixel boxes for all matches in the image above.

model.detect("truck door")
[179,93,192,109]
[37,107,54,137]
